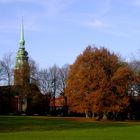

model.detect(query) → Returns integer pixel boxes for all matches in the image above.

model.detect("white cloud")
[86,20,104,28]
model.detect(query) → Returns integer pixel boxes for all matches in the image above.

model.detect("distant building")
[13,20,30,113]
[0,21,44,115]
[14,20,30,86]
[50,97,65,110]
[50,96,67,116]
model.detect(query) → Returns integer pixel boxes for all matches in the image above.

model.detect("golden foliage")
[66,46,134,115]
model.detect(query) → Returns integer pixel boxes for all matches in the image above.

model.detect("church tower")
[14,21,30,85]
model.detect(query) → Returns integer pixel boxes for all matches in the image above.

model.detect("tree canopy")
[66,46,135,119]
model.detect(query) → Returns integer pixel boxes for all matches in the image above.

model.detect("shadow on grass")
[0,116,138,132]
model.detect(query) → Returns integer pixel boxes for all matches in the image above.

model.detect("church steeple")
[14,20,30,85]
[19,19,25,47]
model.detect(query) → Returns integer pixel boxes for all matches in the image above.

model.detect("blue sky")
[0,0,140,68]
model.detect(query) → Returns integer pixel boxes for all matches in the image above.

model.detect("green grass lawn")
[0,116,140,140]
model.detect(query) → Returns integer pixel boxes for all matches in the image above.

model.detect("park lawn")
[0,116,140,140]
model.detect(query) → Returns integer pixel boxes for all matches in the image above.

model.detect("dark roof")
[0,84,41,96]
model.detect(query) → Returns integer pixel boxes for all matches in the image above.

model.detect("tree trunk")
[85,109,89,118]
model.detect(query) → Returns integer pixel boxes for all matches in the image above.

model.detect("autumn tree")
[66,46,134,120]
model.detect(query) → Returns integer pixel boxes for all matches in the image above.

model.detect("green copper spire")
[20,19,25,47]
[15,19,28,69]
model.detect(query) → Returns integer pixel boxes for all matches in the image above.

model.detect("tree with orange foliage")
[66,46,134,120]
